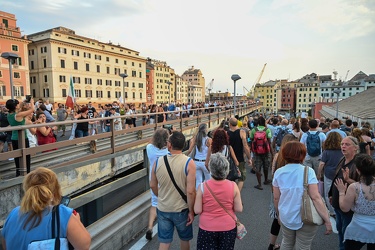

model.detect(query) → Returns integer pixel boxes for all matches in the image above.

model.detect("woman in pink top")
[194,153,243,249]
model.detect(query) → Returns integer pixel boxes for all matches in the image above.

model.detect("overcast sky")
[3,0,375,94]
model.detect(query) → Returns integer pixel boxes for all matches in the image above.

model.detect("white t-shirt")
[273,164,318,230]
[146,144,169,180]
[300,130,326,158]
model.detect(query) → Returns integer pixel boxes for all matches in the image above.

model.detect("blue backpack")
[306,131,321,157]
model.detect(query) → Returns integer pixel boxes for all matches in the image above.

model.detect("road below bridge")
[127,164,339,250]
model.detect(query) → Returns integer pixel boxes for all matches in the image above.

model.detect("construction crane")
[206,79,214,102]
[344,70,350,82]
[249,63,267,97]
[243,86,251,97]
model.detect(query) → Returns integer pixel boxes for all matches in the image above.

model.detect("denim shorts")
[157,208,193,243]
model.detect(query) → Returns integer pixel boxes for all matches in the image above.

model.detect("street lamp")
[333,89,341,118]
[1,52,20,99]
[119,73,128,104]
[231,74,241,116]
[166,81,172,104]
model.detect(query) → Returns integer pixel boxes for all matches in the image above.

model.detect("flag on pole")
[119,96,124,104]
[65,76,75,109]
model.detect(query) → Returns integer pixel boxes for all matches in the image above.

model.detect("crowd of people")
[1,96,375,249]
[146,112,375,250]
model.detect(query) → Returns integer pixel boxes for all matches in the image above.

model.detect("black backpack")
[275,127,288,147]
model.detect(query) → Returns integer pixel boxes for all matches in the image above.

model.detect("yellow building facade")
[148,59,175,104]
[27,27,147,107]
[181,66,205,103]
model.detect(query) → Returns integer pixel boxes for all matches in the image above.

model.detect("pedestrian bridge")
[0,105,258,250]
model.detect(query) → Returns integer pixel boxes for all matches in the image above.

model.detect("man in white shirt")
[300,119,326,175]
[110,108,122,131]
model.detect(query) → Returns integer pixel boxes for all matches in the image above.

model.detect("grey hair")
[152,128,169,149]
[208,153,230,180]
[346,136,360,153]
[195,123,208,152]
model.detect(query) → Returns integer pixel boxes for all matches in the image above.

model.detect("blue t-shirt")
[2,205,73,249]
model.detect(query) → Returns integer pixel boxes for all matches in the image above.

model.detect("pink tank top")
[199,179,236,231]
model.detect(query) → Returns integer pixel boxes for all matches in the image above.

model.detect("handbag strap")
[205,182,238,224]
[303,166,308,190]
[53,205,61,250]
[163,155,187,203]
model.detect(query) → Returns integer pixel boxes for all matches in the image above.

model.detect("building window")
[73,77,81,83]
[132,92,135,99]
[124,60,127,65]
[139,72,142,78]
[11,45,18,51]
[115,59,119,63]
[86,63,90,71]
[14,72,20,78]
[132,70,136,77]
[62,89,67,97]
[115,81,121,87]
[132,82,135,88]
[43,58,47,68]
[125,82,129,87]
[96,90,103,98]
[140,92,142,99]
[139,63,142,67]
[59,75,66,82]
[97,79,102,85]
[84,52,91,58]
[58,47,67,54]
[74,89,81,97]
[85,78,92,85]
[115,91,121,98]
[61,60,65,68]
[125,92,128,98]
[132,62,135,66]
[41,47,47,53]
[105,80,112,86]
[28,49,35,55]
[72,50,80,56]
[95,55,101,60]
[96,65,100,73]
[85,90,93,98]
[44,75,47,82]
[74,61,78,70]
[0,86,6,96]
[43,88,50,98]
[107,91,111,98]
[30,61,34,70]
[106,57,110,62]
[17,57,22,66]
[106,67,110,74]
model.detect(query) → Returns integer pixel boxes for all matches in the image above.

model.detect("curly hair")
[211,129,229,153]
[151,128,169,149]
[323,131,342,150]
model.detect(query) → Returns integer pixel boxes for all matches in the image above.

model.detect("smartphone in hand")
[60,196,71,206]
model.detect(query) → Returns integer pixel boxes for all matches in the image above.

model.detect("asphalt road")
[126,164,340,250]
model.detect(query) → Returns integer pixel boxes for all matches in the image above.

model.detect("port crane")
[206,79,214,102]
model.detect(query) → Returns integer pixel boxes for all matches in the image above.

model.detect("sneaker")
[145,229,152,240]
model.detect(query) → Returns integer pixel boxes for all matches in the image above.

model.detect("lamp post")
[167,81,172,104]
[333,89,341,118]
[119,73,128,104]
[1,52,20,99]
[231,74,241,116]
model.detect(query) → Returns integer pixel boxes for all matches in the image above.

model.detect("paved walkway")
[127,165,339,250]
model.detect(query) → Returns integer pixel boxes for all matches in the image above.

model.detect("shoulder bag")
[301,166,325,226]
[205,182,247,240]
[28,205,70,250]
[225,146,241,181]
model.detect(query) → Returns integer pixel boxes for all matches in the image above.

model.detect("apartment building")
[0,11,30,103]
[274,80,298,114]
[253,80,277,113]
[181,66,205,103]
[188,83,203,104]
[320,71,375,102]
[175,75,188,104]
[27,26,147,107]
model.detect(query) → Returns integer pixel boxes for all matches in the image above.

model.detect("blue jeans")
[75,130,89,138]
[104,125,111,132]
[334,208,353,250]
[157,208,193,243]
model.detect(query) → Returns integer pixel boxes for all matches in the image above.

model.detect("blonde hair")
[20,167,62,230]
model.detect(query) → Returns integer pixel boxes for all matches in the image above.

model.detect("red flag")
[65,76,75,109]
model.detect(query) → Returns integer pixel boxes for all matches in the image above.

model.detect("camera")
[25,95,32,103]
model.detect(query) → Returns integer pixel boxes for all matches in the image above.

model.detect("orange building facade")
[0,11,30,104]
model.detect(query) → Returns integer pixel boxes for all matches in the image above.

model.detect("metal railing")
[0,104,259,180]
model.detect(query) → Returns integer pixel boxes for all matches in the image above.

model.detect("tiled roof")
[333,86,375,119]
